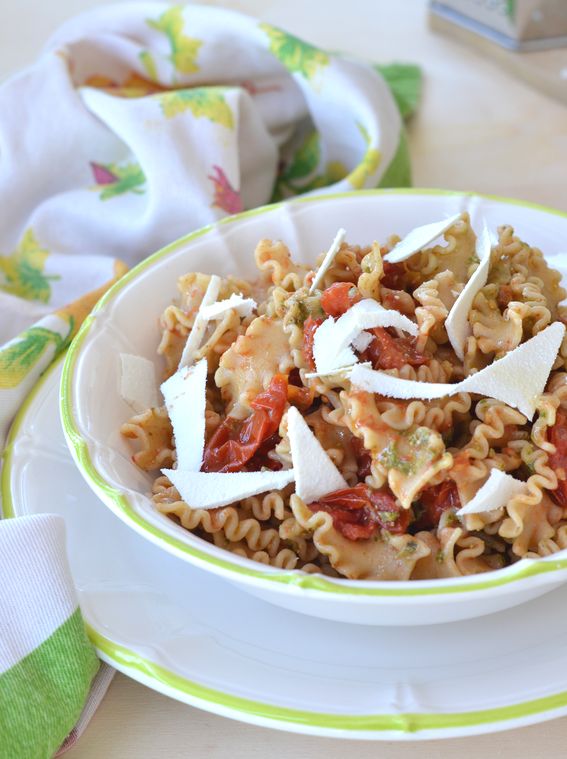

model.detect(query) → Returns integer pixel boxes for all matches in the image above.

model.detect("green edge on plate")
[90,622,567,733]
[1,355,67,519]
[5,346,567,735]
[60,188,567,597]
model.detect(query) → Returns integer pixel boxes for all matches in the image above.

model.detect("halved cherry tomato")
[381,261,406,290]
[320,282,362,317]
[309,483,410,540]
[303,316,324,370]
[548,410,567,506]
[201,375,288,473]
[412,480,461,531]
[360,327,428,370]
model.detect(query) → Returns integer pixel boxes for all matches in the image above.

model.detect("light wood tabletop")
[3,0,567,756]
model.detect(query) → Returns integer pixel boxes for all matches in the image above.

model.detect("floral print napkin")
[0,4,420,756]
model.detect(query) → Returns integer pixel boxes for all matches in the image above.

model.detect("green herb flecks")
[378,441,414,475]
[378,510,399,524]
[398,540,418,559]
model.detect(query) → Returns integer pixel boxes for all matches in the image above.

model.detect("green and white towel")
[0,515,114,758]
[0,3,420,757]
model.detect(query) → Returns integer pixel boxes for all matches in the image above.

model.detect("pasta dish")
[121,213,567,581]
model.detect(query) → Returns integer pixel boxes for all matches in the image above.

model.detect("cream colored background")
[2,0,567,756]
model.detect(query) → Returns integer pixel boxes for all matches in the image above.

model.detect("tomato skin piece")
[312,503,376,540]
[381,261,406,290]
[413,480,461,531]
[303,316,323,371]
[248,374,287,432]
[287,383,314,410]
[309,483,409,540]
[246,433,282,472]
[360,327,428,371]
[352,437,372,480]
[380,288,416,317]
[201,418,254,473]
[320,282,362,317]
[497,284,514,311]
[548,410,567,506]
[201,375,288,473]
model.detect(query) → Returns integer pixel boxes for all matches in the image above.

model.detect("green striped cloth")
[0,515,113,759]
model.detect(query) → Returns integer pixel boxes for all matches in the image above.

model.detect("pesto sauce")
[378,427,438,476]
[398,540,418,558]
[292,294,324,326]
[377,442,414,475]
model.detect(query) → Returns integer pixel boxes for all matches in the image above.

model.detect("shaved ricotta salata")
[119,353,159,413]
[312,299,418,374]
[350,322,565,420]
[287,406,347,503]
[178,275,221,369]
[309,228,346,293]
[383,213,462,264]
[456,469,526,516]
[160,359,208,472]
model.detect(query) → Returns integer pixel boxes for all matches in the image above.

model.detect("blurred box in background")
[429,0,567,105]
[430,0,567,50]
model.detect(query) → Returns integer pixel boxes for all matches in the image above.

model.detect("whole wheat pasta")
[121,215,567,580]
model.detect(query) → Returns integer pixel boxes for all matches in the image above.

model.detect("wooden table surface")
[3,0,567,756]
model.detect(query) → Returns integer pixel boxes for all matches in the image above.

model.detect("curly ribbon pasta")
[122,215,567,580]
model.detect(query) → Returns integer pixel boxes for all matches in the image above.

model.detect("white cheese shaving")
[119,353,159,413]
[456,469,526,515]
[178,274,221,368]
[383,213,462,264]
[287,406,347,503]
[161,468,295,510]
[160,359,207,472]
[313,299,418,374]
[350,321,565,420]
[200,293,256,320]
[309,228,346,293]
[304,365,366,381]
[445,223,492,361]
[351,331,373,353]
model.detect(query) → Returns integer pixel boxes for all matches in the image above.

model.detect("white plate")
[6,359,567,740]
[61,189,567,626]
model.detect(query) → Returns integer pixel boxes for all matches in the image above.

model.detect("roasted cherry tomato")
[320,282,362,317]
[497,284,514,311]
[412,480,461,531]
[309,483,410,540]
[380,288,416,317]
[202,375,288,473]
[303,316,324,371]
[287,384,314,410]
[381,261,406,290]
[352,437,372,480]
[548,409,567,506]
[360,327,428,370]
[245,433,282,472]
[285,368,313,410]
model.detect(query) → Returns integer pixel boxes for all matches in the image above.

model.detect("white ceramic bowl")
[61,189,567,626]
